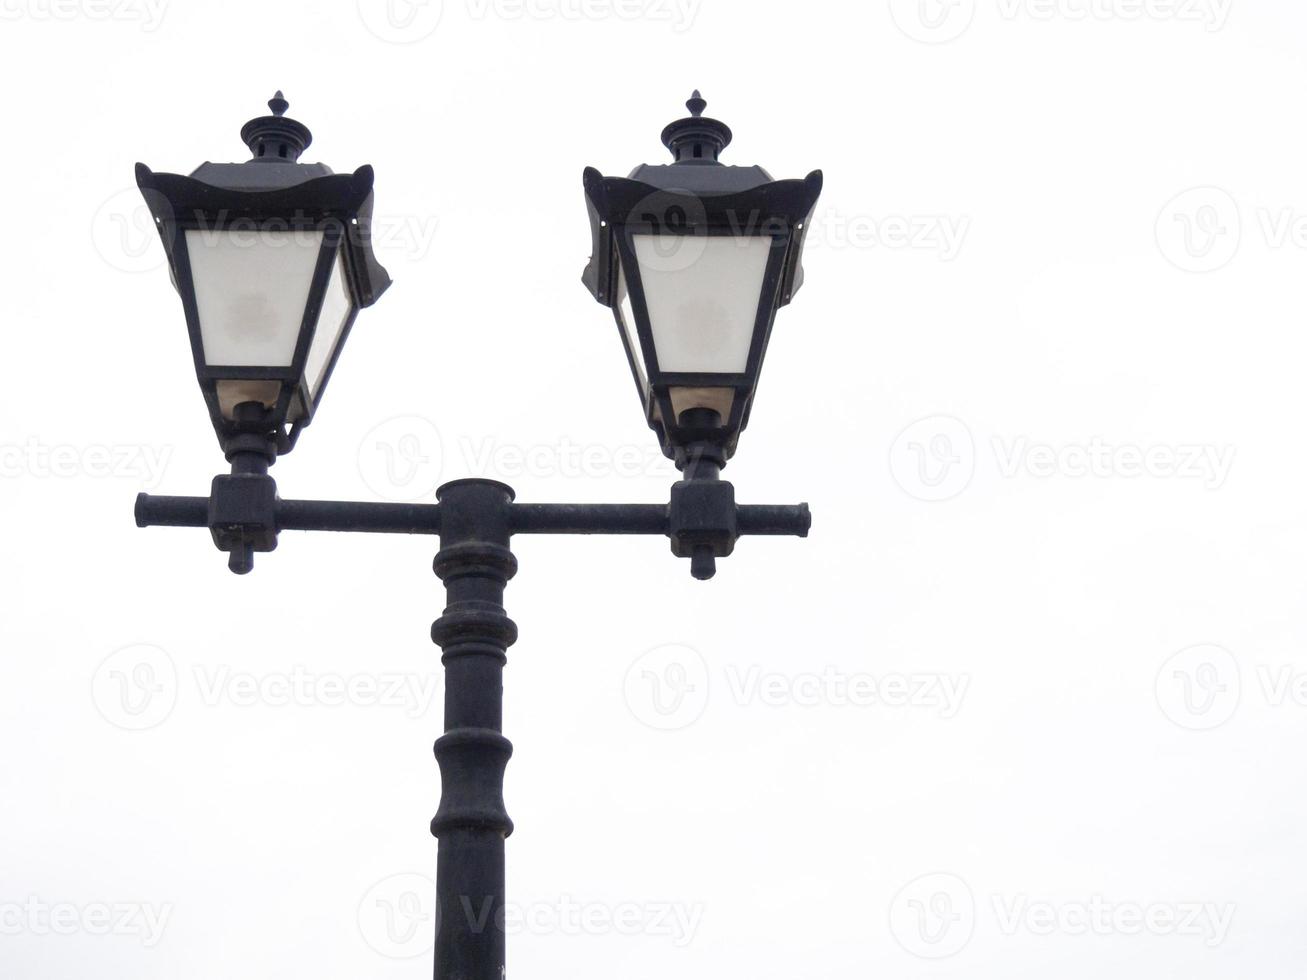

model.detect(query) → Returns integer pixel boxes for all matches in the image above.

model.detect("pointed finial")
[241,91,312,162]
[661,90,731,163]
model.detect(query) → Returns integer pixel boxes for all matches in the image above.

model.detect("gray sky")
[1,0,1303,977]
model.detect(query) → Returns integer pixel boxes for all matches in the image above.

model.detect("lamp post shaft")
[133,478,808,979]
[429,479,518,980]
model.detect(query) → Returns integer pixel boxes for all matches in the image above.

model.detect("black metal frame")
[581,93,822,464]
[135,95,390,454]
[132,92,817,980]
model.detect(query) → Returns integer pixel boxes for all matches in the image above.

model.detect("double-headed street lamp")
[134,91,822,979]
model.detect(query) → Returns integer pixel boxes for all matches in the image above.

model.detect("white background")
[1,0,1304,976]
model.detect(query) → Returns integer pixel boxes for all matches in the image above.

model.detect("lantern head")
[136,92,392,456]
[582,91,821,467]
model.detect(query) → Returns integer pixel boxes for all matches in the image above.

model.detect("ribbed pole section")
[429,479,518,980]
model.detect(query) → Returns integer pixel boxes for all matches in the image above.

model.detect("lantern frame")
[135,94,390,455]
[581,94,821,464]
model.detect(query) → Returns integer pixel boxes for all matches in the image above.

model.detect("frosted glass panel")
[186,229,324,367]
[633,234,771,374]
[614,264,645,387]
[305,252,355,397]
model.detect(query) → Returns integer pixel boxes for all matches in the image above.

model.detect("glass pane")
[614,263,646,388]
[633,234,771,374]
[305,251,355,397]
[186,228,325,367]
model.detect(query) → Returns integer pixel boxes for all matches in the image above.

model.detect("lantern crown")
[184,91,334,193]
[658,89,733,164]
[630,91,775,196]
[239,90,313,164]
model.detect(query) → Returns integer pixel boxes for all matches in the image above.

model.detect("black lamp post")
[134,91,821,979]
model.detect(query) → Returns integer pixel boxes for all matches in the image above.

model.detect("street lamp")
[134,92,819,980]
[582,90,822,469]
[135,92,391,458]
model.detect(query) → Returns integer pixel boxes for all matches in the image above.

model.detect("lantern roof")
[134,92,392,309]
[628,91,775,195]
[189,91,334,192]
